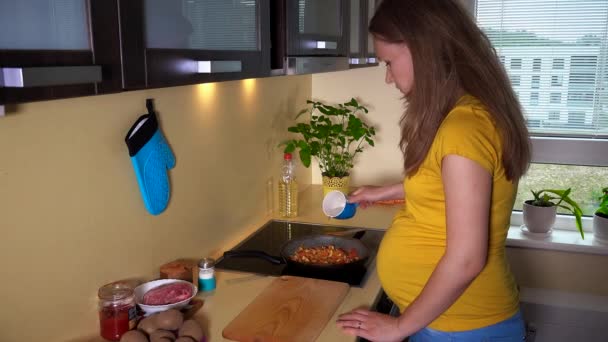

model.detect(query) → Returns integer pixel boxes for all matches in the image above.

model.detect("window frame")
[469,0,608,232]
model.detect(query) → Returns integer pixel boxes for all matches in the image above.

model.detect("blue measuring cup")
[322,190,359,219]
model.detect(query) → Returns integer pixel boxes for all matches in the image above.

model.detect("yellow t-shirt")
[376,95,519,331]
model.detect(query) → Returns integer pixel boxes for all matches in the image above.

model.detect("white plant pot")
[593,214,608,243]
[523,201,556,234]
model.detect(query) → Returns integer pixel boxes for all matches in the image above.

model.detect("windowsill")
[507,211,608,255]
[507,226,608,255]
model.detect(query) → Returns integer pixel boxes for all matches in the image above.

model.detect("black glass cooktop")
[215,220,384,287]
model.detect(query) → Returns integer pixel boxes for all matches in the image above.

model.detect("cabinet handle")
[349,58,367,65]
[0,66,102,88]
[316,40,338,49]
[286,57,349,75]
[197,61,242,73]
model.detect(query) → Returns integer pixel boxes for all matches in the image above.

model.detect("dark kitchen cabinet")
[119,0,271,89]
[0,0,122,105]
[1,0,366,107]
[284,0,348,57]
[349,0,378,69]
[271,0,350,75]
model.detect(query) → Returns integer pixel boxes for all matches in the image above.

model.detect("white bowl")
[134,279,197,316]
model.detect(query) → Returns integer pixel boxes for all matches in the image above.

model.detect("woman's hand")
[336,309,407,342]
[348,183,404,208]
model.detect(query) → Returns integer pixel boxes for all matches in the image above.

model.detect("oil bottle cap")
[284,153,292,160]
[198,257,216,269]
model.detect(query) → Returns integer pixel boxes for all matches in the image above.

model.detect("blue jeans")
[409,311,526,342]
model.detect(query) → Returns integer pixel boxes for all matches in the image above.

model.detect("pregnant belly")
[376,234,444,309]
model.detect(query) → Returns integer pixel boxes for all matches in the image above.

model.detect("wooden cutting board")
[222,276,350,342]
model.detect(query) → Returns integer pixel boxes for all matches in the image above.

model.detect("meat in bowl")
[143,282,193,305]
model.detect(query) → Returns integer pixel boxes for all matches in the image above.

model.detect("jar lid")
[198,257,216,269]
[98,281,134,301]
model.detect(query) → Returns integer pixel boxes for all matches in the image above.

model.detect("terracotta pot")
[523,201,556,233]
[593,214,608,243]
[322,175,350,196]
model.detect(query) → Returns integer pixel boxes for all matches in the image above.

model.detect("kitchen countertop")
[78,185,399,342]
[198,184,398,342]
[196,267,383,342]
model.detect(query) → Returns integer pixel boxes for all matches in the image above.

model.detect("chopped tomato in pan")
[290,245,360,265]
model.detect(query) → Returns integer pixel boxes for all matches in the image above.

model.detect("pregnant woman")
[336,1,531,341]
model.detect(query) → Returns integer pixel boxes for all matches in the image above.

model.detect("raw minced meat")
[142,282,193,305]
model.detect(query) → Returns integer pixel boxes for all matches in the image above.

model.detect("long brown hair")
[369,0,531,181]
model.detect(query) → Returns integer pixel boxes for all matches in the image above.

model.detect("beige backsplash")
[0,75,312,341]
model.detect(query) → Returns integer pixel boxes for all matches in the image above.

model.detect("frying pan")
[223,231,369,272]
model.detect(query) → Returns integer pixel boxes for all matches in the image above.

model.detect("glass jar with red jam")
[98,281,137,341]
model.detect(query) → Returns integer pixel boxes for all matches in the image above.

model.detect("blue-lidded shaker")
[198,257,216,292]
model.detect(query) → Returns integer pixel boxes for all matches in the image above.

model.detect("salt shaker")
[198,257,216,292]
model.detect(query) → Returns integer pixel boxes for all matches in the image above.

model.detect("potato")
[174,338,196,342]
[138,315,159,335]
[155,309,184,331]
[149,329,175,342]
[120,330,148,342]
[178,320,203,342]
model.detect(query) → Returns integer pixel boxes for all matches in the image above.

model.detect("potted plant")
[593,187,608,243]
[282,98,376,195]
[523,188,584,239]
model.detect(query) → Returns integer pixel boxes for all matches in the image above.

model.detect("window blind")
[476,0,608,138]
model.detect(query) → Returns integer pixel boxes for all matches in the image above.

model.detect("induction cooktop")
[215,220,385,287]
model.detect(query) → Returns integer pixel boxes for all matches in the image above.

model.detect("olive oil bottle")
[278,153,298,218]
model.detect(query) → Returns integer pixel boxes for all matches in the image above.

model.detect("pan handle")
[223,250,284,265]
[353,230,366,240]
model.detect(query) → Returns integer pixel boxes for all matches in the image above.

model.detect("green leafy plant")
[527,188,584,239]
[282,98,376,178]
[596,187,608,217]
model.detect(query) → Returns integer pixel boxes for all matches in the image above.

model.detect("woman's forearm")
[348,182,405,205]
[383,182,405,200]
[396,254,484,337]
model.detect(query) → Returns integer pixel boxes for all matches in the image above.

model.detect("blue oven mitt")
[125,99,175,215]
